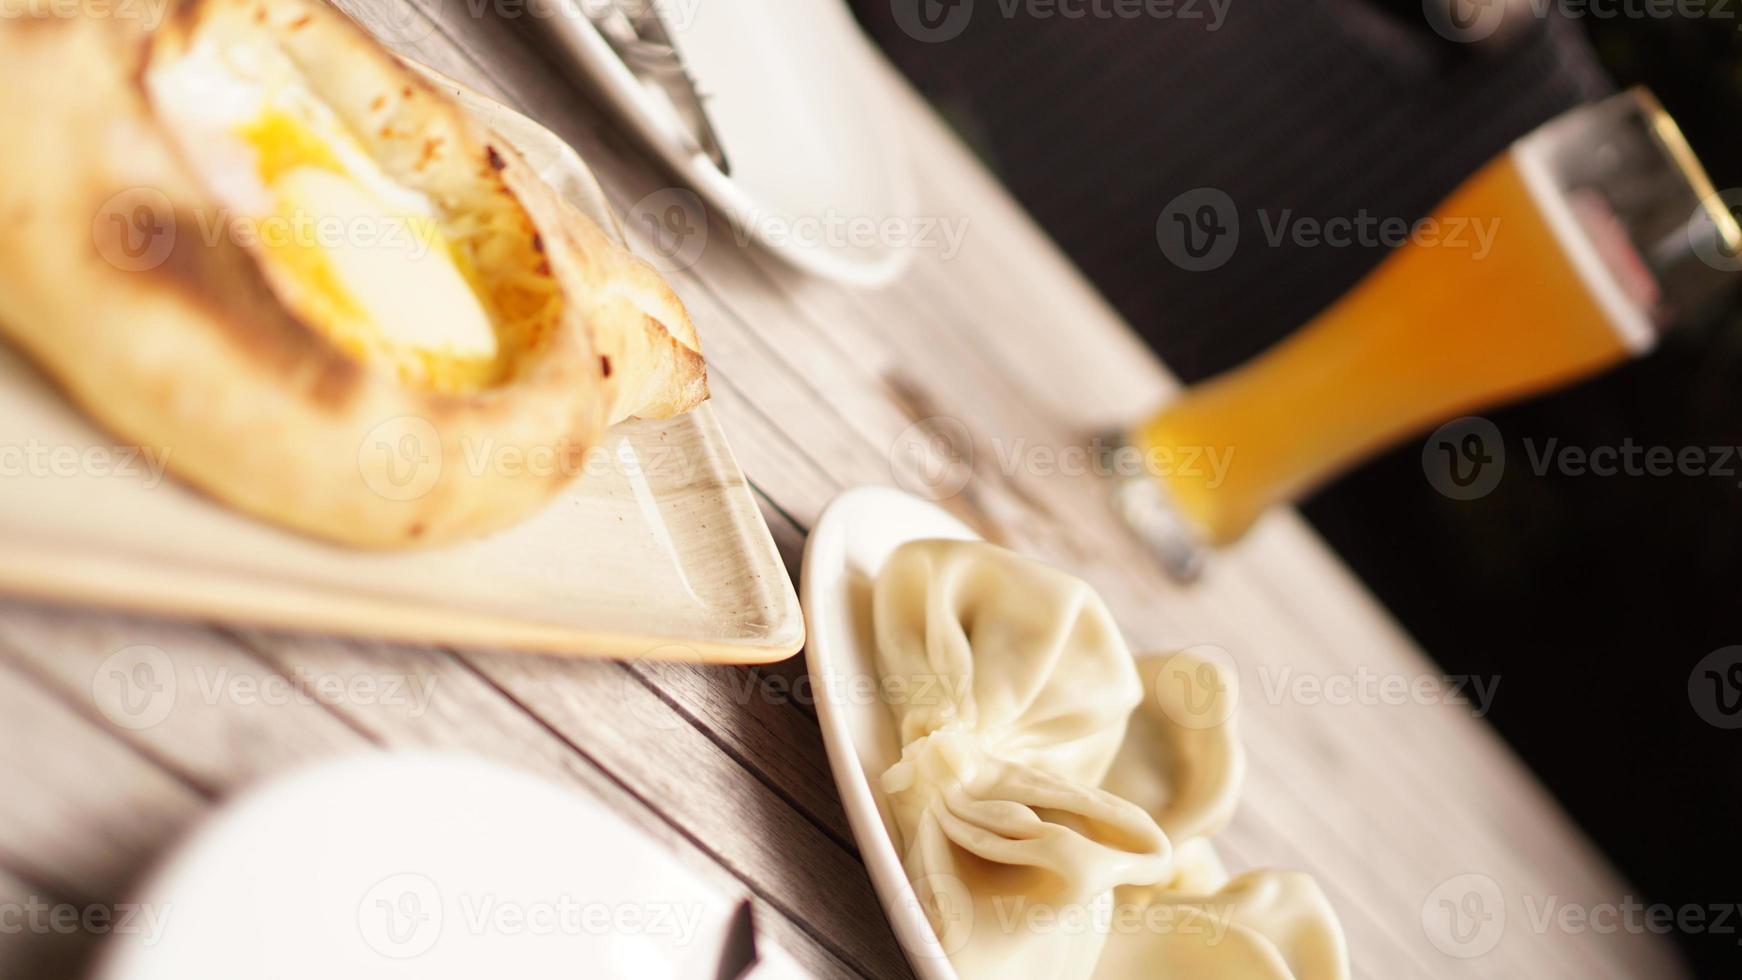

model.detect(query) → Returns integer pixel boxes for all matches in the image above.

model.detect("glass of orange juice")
[1112,88,1739,579]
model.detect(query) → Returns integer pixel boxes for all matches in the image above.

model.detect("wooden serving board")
[0,66,803,664]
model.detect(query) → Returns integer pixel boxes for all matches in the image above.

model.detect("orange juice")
[1127,90,1735,549]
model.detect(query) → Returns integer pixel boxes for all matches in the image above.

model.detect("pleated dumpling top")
[872,539,1350,980]
[873,539,1173,980]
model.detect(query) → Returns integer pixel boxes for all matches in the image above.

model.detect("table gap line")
[0,640,218,803]
[624,662,861,859]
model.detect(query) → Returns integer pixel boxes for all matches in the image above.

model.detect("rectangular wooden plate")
[0,68,803,664]
[0,343,801,662]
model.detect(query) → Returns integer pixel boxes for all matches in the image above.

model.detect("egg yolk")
[236,107,504,393]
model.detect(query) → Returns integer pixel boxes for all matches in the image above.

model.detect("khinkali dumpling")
[874,540,1174,980]
[869,542,1349,980]
[1102,648,1245,845]
[1094,868,1348,980]
[1094,651,1350,980]
[875,539,1146,782]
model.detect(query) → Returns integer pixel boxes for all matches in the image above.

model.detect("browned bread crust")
[0,0,707,547]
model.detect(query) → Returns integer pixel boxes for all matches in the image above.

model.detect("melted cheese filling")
[150,37,503,392]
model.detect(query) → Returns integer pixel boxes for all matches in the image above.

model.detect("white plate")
[536,0,916,286]
[799,486,977,980]
[95,752,806,980]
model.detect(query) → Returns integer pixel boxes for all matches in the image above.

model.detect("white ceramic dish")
[95,753,805,980]
[535,0,916,286]
[799,486,976,980]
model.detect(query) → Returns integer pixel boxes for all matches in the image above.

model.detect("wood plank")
[0,635,203,900]
[0,867,109,980]
[0,603,364,790]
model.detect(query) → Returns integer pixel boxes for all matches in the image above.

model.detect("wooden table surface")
[0,3,1688,979]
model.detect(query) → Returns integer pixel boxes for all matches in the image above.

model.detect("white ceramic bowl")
[800,486,979,980]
